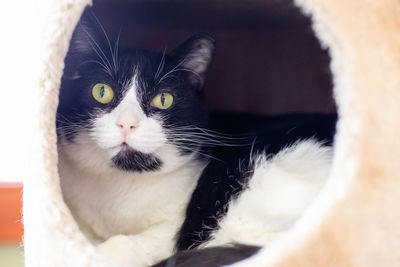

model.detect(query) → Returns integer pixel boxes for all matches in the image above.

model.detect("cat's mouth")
[119,142,130,151]
[109,142,132,153]
[111,144,163,173]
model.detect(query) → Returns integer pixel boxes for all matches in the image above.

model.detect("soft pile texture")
[23,0,400,266]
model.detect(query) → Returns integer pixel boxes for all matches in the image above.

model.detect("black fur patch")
[152,245,260,267]
[176,113,337,250]
[112,147,162,172]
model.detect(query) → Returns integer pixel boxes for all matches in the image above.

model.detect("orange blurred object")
[0,183,23,243]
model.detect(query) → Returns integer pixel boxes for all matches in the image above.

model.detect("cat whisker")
[169,138,247,147]
[167,132,250,145]
[154,47,167,81]
[167,132,247,141]
[157,56,188,84]
[91,13,118,77]
[80,60,114,75]
[170,144,221,162]
[166,126,249,139]
[113,28,122,76]
[169,129,247,140]
[81,25,114,77]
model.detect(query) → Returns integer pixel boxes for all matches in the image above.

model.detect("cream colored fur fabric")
[23,0,400,266]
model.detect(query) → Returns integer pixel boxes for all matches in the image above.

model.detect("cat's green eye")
[92,83,114,104]
[152,92,174,110]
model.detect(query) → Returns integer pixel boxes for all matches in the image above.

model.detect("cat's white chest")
[59,150,204,241]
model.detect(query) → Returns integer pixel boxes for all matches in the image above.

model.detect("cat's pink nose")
[117,110,139,140]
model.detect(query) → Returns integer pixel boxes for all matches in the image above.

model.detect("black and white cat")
[57,9,335,266]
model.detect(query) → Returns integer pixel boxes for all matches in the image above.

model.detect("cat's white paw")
[97,235,146,267]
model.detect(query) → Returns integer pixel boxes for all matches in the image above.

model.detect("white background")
[0,2,43,182]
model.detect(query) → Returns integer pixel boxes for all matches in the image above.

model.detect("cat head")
[57,9,215,174]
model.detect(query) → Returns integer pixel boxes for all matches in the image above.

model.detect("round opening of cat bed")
[57,0,337,265]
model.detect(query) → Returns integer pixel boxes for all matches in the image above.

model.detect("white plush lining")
[24,0,400,266]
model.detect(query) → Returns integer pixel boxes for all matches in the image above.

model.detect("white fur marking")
[204,140,332,248]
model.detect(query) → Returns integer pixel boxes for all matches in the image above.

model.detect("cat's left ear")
[169,34,215,88]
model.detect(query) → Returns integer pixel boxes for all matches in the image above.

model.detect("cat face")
[57,10,215,174]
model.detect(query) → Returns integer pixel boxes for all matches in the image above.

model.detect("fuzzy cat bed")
[24,0,400,266]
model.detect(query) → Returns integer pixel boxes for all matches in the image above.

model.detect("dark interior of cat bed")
[92,0,336,118]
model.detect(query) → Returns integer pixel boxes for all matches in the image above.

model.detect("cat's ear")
[169,34,215,88]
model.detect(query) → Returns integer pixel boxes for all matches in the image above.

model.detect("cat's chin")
[111,146,162,173]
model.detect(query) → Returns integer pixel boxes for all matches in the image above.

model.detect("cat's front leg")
[96,222,178,267]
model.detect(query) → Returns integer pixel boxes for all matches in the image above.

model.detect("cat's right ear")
[169,34,216,89]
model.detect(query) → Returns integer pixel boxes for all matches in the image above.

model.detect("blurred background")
[0,1,41,266]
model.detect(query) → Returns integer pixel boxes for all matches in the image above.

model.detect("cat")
[57,8,335,266]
